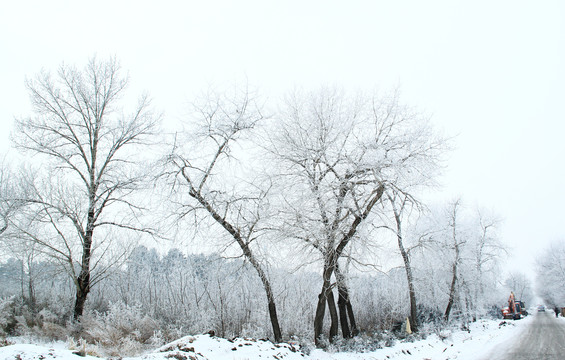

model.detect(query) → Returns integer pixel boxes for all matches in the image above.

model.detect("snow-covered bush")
[77,301,162,356]
[0,297,17,336]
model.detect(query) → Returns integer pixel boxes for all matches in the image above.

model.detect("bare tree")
[162,86,283,342]
[270,88,444,345]
[505,272,533,306]
[11,57,158,320]
[536,242,565,308]
[443,198,464,322]
[386,191,421,332]
[469,210,505,317]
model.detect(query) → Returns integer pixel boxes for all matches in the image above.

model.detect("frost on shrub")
[38,308,59,324]
[67,337,102,357]
[78,301,161,356]
[0,297,17,336]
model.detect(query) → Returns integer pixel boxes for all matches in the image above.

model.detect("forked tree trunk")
[314,186,385,346]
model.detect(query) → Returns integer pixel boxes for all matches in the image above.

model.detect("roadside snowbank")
[0,343,100,360]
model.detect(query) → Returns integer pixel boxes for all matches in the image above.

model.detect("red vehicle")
[502,292,526,319]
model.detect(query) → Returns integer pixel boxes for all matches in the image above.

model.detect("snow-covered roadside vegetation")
[0,317,527,360]
[0,243,521,357]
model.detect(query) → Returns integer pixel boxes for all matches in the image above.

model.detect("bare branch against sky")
[1,0,564,280]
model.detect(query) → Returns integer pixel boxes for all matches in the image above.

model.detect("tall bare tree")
[271,88,444,345]
[443,198,464,322]
[469,210,504,318]
[11,57,158,320]
[386,191,420,332]
[163,87,283,342]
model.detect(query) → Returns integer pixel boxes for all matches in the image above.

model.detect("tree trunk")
[337,286,351,339]
[314,257,336,346]
[407,271,418,332]
[399,244,418,332]
[240,248,282,342]
[74,209,94,321]
[267,299,282,342]
[346,299,359,336]
[336,264,357,338]
[327,289,339,342]
[390,195,418,333]
[314,185,385,346]
[314,290,327,346]
[73,270,91,320]
[445,199,461,323]
[444,261,457,322]
[191,191,282,342]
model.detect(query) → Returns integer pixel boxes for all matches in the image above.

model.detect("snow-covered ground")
[0,317,533,360]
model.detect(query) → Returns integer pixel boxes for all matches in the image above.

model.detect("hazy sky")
[1,0,564,280]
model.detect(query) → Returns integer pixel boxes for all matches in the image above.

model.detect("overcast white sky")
[1,0,564,282]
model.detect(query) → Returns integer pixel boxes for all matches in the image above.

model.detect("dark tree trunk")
[237,244,282,342]
[337,287,351,339]
[407,271,418,332]
[314,267,333,346]
[267,299,282,342]
[191,191,282,342]
[73,271,91,320]
[73,244,93,321]
[444,261,457,322]
[314,185,385,347]
[346,299,359,336]
[327,289,339,342]
[73,206,94,321]
[335,264,357,338]
[314,290,327,346]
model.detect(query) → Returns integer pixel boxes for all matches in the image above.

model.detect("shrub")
[0,297,18,336]
[77,302,162,356]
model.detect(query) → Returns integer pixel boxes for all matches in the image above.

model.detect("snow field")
[132,334,305,360]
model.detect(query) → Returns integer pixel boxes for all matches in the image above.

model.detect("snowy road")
[479,311,565,360]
